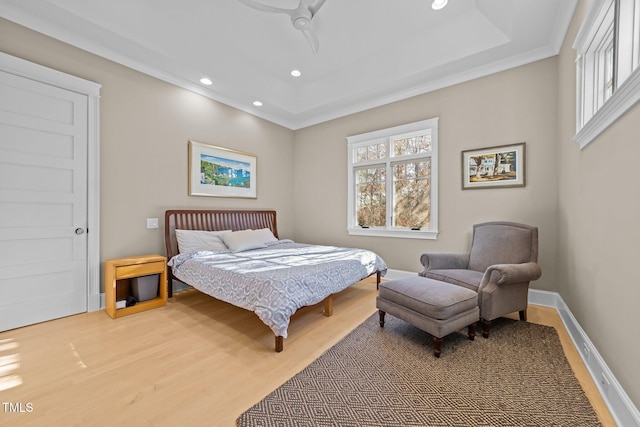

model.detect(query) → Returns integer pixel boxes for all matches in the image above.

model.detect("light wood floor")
[0,277,615,427]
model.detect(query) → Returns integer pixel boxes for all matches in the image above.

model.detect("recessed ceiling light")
[200,77,213,85]
[432,0,448,10]
[290,69,302,77]
[253,101,263,107]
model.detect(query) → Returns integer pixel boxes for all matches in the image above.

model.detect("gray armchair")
[420,221,542,338]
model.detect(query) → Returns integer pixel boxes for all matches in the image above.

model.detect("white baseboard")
[528,289,640,427]
[384,271,639,426]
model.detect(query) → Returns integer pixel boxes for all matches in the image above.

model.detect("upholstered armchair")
[419,221,542,338]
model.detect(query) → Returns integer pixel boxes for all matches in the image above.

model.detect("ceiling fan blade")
[301,28,319,54]
[239,0,323,54]
[237,0,296,16]
[306,0,327,17]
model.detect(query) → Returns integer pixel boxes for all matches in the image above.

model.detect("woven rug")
[237,314,601,427]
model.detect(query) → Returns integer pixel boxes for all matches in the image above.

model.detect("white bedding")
[168,240,387,338]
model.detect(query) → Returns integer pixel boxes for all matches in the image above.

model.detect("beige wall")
[0,18,295,267]
[556,1,640,408]
[293,58,559,290]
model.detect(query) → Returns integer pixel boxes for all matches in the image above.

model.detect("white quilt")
[168,240,387,338]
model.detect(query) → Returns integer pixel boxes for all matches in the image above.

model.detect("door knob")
[75,228,85,235]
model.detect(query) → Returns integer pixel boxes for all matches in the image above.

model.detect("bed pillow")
[252,228,278,243]
[175,229,231,253]
[220,228,278,252]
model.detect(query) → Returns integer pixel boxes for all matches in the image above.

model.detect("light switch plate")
[146,218,159,229]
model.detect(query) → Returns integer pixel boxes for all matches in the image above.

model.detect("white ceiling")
[0,0,577,130]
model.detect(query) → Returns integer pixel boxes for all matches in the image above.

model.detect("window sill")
[346,227,438,239]
[574,66,640,149]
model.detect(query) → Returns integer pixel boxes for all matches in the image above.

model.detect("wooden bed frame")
[164,209,381,352]
[165,209,280,292]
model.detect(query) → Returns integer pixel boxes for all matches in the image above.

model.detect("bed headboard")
[164,209,279,261]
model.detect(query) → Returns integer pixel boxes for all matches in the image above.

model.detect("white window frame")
[634,0,640,69]
[574,0,640,149]
[346,118,439,240]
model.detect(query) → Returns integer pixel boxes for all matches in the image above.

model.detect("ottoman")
[376,276,479,357]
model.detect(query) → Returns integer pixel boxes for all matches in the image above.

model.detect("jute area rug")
[237,314,601,427]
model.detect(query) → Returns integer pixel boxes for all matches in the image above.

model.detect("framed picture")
[188,140,257,198]
[461,142,525,189]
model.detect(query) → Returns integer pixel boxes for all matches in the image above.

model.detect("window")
[347,118,438,239]
[574,0,640,148]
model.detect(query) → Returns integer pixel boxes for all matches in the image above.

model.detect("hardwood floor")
[0,277,615,426]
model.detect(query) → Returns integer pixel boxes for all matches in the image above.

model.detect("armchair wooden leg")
[482,319,491,338]
[468,322,476,341]
[519,309,527,321]
[378,310,386,327]
[433,336,443,358]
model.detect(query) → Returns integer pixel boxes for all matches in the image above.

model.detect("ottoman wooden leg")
[468,322,476,340]
[378,310,386,327]
[433,336,443,358]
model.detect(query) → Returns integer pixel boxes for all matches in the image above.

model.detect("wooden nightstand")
[104,254,167,318]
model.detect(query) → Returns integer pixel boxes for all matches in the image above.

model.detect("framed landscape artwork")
[188,140,257,198]
[461,142,525,189]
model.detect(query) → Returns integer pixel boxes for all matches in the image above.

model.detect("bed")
[164,209,387,352]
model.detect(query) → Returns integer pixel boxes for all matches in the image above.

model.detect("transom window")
[574,0,640,148]
[347,118,438,239]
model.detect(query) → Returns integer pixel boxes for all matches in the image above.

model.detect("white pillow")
[175,229,231,253]
[253,228,278,243]
[220,228,278,252]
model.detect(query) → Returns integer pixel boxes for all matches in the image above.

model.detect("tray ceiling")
[0,0,577,129]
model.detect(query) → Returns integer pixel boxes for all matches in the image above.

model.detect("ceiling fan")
[237,0,327,54]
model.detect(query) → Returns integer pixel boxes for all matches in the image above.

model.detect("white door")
[0,69,88,331]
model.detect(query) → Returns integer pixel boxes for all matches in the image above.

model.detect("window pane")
[378,142,387,159]
[355,167,386,227]
[605,44,614,100]
[355,143,387,163]
[368,145,377,160]
[393,160,431,228]
[356,146,367,162]
[393,133,431,157]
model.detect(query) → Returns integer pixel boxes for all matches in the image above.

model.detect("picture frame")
[188,140,257,198]
[461,142,525,189]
